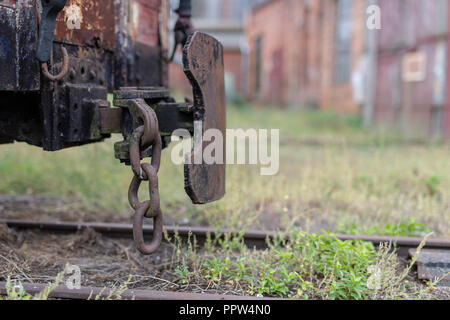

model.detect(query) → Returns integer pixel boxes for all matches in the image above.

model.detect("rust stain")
[128,0,159,47]
[53,0,162,50]
[0,1,16,8]
[134,0,160,10]
[55,0,115,49]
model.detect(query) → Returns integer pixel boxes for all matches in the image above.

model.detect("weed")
[1,270,65,300]
[338,218,432,237]
[425,175,441,197]
[0,277,32,300]
[1,105,449,300]
[91,275,133,300]
[163,220,444,300]
[166,229,437,299]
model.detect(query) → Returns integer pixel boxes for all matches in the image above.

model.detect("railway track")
[1,218,450,299]
[0,281,272,300]
[1,219,450,258]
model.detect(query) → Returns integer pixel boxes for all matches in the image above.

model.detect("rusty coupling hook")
[36,0,70,81]
[41,47,70,81]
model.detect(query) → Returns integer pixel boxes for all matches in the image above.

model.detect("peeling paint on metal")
[64,4,82,30]
[55,0,115,49]
[0,34,11,59]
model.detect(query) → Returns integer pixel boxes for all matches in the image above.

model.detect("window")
[334,0,352,83]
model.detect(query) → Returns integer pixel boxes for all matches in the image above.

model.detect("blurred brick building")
[168,0,266,98]
[245,0,366,112]
[245,0,450,138]
[373,0,449,138]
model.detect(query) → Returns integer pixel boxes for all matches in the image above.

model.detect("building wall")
[223,50,243,95]
[168,0,266,97]
[445,1,450,139]
[373,0,449,137]
[244,0,450,138]
[169,49,243,97]
[245,0,306,106]
[319,0,366,113]
[169,62,192,96]
[245,0,365,111]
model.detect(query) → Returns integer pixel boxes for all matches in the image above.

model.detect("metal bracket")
[112,87,193,164]
[169,0,194,62]
[36,0,67,63]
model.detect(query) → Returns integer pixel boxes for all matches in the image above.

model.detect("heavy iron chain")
[127,100,163,255]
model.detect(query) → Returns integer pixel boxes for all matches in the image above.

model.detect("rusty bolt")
[69,68,76,80]
[93,37,101,49]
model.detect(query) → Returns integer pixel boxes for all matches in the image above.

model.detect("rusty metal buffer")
[0,0,226,254]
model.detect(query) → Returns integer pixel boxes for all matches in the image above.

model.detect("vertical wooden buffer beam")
[183,32,226,204]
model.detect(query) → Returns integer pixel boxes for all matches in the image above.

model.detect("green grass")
[167,229,435,299]
[1,103,449,299]
[0,104,449,236]
[337,218,433,237]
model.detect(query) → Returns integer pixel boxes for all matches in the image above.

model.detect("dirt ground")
[0,194,184,226]
[0,194,353,234]
[0,194,449,299]
[0,195,243,295]
[1,223,449,299]
[0,223,245,296]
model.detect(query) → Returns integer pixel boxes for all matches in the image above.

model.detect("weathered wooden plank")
[183,32,226,204]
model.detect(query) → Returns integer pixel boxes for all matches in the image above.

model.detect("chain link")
[127,106,163,255]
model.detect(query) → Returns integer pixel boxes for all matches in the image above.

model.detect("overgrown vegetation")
[337,218,432,237]
[167,230,436,300]
[0,266,133,300]
[0,104,448,236]
[0,103,449,300]
[0,270,64,300]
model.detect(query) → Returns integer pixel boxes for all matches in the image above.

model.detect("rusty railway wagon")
[0,0,226,254]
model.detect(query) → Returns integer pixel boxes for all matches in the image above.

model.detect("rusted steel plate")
[0,135,13,143]
[17,2,40,90]
[99,107,123,134]
[54,0,115,49]
[54,0,161,49]
[183,32,226,204]
[409,249,450,286]
[129,0,160,47]
[113,87,169,102]
[0,1,39,91]
[0,282,273,300]
[134,0,160,9]
[0,6,17,90]
[113,0,167,88]
[0,0,15,8]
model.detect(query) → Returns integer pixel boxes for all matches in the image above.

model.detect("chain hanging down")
[127,105,163,255]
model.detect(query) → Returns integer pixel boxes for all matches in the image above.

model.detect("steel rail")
[0,281,272,300]
[1,219,450,258]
